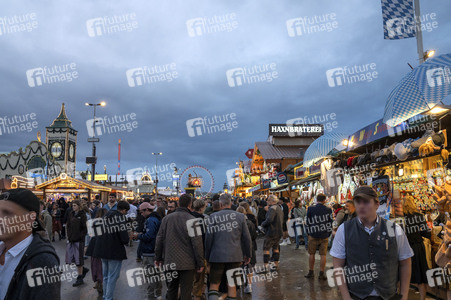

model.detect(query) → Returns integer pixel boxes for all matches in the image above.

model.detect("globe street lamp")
[85,101,106,182]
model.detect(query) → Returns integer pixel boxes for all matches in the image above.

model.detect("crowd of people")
[0,187,449,300]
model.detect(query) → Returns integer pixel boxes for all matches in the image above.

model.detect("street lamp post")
[85,101,106,182]
[152,152,163,200]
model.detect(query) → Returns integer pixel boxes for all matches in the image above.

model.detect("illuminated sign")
[269,124,324,137]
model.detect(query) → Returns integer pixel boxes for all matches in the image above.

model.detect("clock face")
[69,144,75,159]
[51,142,63,158]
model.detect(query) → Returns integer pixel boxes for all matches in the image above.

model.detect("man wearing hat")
[0,188,61,300]
[133,202,162,298]
[330,186,413,300]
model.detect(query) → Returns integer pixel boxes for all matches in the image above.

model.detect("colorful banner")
[346,118,408,151]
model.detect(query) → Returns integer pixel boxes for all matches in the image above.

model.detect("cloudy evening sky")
[1,0,450,191]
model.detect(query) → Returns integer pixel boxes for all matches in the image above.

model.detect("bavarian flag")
[381,0,416,40]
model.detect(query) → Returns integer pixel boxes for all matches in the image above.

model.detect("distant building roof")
[255,142,302,160]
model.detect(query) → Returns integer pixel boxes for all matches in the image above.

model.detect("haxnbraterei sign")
[269,124,324,137]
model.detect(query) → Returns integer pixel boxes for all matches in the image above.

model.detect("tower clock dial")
[69,144,75,160]
[51,142,63,158]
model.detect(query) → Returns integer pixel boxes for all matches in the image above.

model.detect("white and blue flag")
[381,0,416,40]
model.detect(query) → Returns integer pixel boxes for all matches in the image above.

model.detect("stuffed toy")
[432,176,451,270]
[419,137,441,157]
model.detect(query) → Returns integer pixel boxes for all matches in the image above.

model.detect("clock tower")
[46,103,77,177]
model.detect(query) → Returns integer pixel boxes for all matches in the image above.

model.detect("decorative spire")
[47,103,74,129]
[57,103,68,120]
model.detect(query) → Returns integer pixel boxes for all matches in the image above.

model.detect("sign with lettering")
[269,124,324,137]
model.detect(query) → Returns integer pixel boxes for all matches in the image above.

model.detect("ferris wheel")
[179,165,215,194]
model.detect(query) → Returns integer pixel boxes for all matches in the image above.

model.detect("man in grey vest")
[330,186,413,300]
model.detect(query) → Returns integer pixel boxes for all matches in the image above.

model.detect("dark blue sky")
[1,0,450,192]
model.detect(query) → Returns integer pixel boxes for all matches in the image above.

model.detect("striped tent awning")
[383,53,451,127]
[303,132,348,168]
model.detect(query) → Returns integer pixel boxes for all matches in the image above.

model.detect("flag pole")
[414,0,424,64]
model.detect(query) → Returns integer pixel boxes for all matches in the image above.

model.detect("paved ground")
[52,237,440,300]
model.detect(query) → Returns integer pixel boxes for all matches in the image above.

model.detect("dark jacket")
[281,203,289,221]
[136,212,146,233]
[404,212,431,244]
[85,236,98,258]
[67,210,87,243]
[306,203,333,239]
[5,233,61,300]
[63,207,72,226]
[246,213,257,228]
[246,217,258,265]
[257,207,267,226]
[138,212,162,256]
[261,205,284,238]
[91,207,99,219]
[92,210,130,260]
[155,207,204,270]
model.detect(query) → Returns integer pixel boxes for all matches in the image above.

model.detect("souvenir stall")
[318,115,451,297]
[293,159,324,205]
[320,114,450,211]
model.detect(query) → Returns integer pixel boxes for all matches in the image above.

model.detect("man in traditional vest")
[330,186,413,300]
